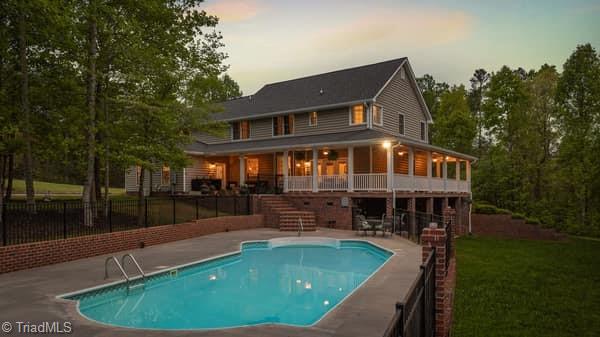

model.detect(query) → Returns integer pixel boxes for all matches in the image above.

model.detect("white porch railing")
[430,178,444,192]
[393,174,413,191]
[413,176,430,191]
[446,179,458,192]
[318,175,348,191]
[354,173,387,191]
[287,176,312,191]
[458,180,470,193]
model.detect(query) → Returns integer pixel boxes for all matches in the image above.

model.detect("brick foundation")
[0,215,264,274]
[471,213,566,240]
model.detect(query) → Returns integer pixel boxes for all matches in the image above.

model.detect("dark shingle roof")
[218,58,407,120]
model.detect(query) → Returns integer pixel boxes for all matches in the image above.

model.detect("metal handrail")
[105,256,129,281]
[297,217,303,237]
[121,253,146,283]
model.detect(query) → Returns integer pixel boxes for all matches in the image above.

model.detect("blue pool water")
[65,239,392,330]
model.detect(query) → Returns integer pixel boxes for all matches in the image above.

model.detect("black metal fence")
[0,195,251,246]
[383,249,436,337]
[393,209,444,242]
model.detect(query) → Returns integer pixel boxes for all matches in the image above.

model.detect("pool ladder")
[105,254,146,293]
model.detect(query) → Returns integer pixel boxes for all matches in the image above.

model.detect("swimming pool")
[62,238,393,330]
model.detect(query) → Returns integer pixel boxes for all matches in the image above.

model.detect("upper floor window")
[309,111,318,126]
[350,104,366,125]
[399,114,405,135]
[161,165,170,186]
[372,104,383,126]
[273,114,294,136]
[232,120,250,140]
[420,121,427,141]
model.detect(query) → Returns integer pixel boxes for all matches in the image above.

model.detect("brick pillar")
[386,196,394,219]
[443,206,456,257]
[421,227,449,337]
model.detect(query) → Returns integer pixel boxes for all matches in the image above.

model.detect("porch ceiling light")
[398,151,405,156]
[304,161,311,167]
[323,150,329,155]
[296,163,301,167]
[209,163,216,169]
[382,141,391,149]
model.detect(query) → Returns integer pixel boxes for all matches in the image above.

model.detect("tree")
[556,44,600,231]
[468,69,490,154]
[431,85,476,154]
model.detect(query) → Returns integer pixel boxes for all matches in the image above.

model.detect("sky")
[200,0,600,94]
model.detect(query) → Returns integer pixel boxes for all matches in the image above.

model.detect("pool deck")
[0,228,422,337]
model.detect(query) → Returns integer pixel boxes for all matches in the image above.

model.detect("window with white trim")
[273,114,294,136]
[309,111,318,126]
[372,104,383,126]
[232,121,250,140]
[350,104,366,125]
[420,121,427,141]
[161,165,171,186]
[399,114,405,135]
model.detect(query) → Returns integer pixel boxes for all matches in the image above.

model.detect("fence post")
[195,198,199,219]
[172,198,176,224]
[144,199,148,228]
[247,194,251,215]
[215,195,218,217]
[234,197,237,216]
[108,200,113,233]
[63,201,67,239]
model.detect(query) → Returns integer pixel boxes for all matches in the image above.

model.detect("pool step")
[260,195,317,232]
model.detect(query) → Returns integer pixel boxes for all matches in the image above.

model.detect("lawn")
[10,179,125,196]
[453,236,600,337]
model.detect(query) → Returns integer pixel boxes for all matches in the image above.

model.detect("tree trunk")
[18,1,35,207]
[0,155,5,233]
[137,167,145,227]
[5,154,13,201]
[82,2,98,227]
[94,156,101,200]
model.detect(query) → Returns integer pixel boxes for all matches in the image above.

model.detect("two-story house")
[125,58,475,231]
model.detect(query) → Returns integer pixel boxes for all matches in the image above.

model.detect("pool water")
[65,239,392,330]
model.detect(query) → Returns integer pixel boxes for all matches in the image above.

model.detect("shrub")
[525,217,541,225]
[512,213,526,220]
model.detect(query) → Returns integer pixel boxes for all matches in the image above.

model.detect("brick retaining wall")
[472,214,566,240]
[0,215,264,274]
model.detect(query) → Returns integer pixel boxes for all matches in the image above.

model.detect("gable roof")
[218,58,408,121]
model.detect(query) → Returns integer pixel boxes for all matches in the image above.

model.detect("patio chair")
[354,215,372,236]
[373,214,394,237]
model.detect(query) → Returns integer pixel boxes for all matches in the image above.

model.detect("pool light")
[304,282,312,290]
[209,274,217,281]
[323,300,330,306]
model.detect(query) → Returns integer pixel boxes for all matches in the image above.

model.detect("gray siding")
[373,65,428,142]
[294,107,366,136]
[250,118,273,139]
[194,131,230,144]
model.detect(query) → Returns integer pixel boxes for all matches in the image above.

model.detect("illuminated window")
[247,158,259,177]
[372,105,383,125]
[309,111,318,126]
[273,115,294,136]
[350,104,366,125]
[161,165,171,186]
[232,121,250,140]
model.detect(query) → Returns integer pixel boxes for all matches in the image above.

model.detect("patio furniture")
[372,214,394,237]
[354,215,372,236]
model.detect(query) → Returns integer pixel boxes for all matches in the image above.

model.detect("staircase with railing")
[259,195,316,231]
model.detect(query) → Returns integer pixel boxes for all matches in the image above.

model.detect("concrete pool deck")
[0,228,422,337]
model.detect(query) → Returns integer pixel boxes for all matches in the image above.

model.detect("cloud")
[313,7,474,51]
[203,0,265,23]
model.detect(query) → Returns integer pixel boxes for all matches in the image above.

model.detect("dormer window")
[350,104,366,125]
[372,104,383,126]
[232,120,250,140]
[273,114,294,136]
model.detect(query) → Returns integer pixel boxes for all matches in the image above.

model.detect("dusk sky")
[201,0,600,94]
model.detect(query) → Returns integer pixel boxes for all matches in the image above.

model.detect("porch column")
[386,145,393,192]
[182,167,187,192]
[456,159,460,180]
[348,146,354,192]
[283,150,289,193]
[239,155,245,186]
[443,156,448,192]
[408,147,414,191]
[312,148,318,193]
[426,151,432,192]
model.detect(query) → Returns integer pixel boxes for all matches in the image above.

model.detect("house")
[125,58,475,231]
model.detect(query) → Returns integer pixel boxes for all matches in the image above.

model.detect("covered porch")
[184,140,472,194]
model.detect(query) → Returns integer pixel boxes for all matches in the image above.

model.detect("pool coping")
[57,237,397,332]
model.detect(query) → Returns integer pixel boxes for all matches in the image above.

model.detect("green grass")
[10,179,125,197]
[453,236,600,337]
